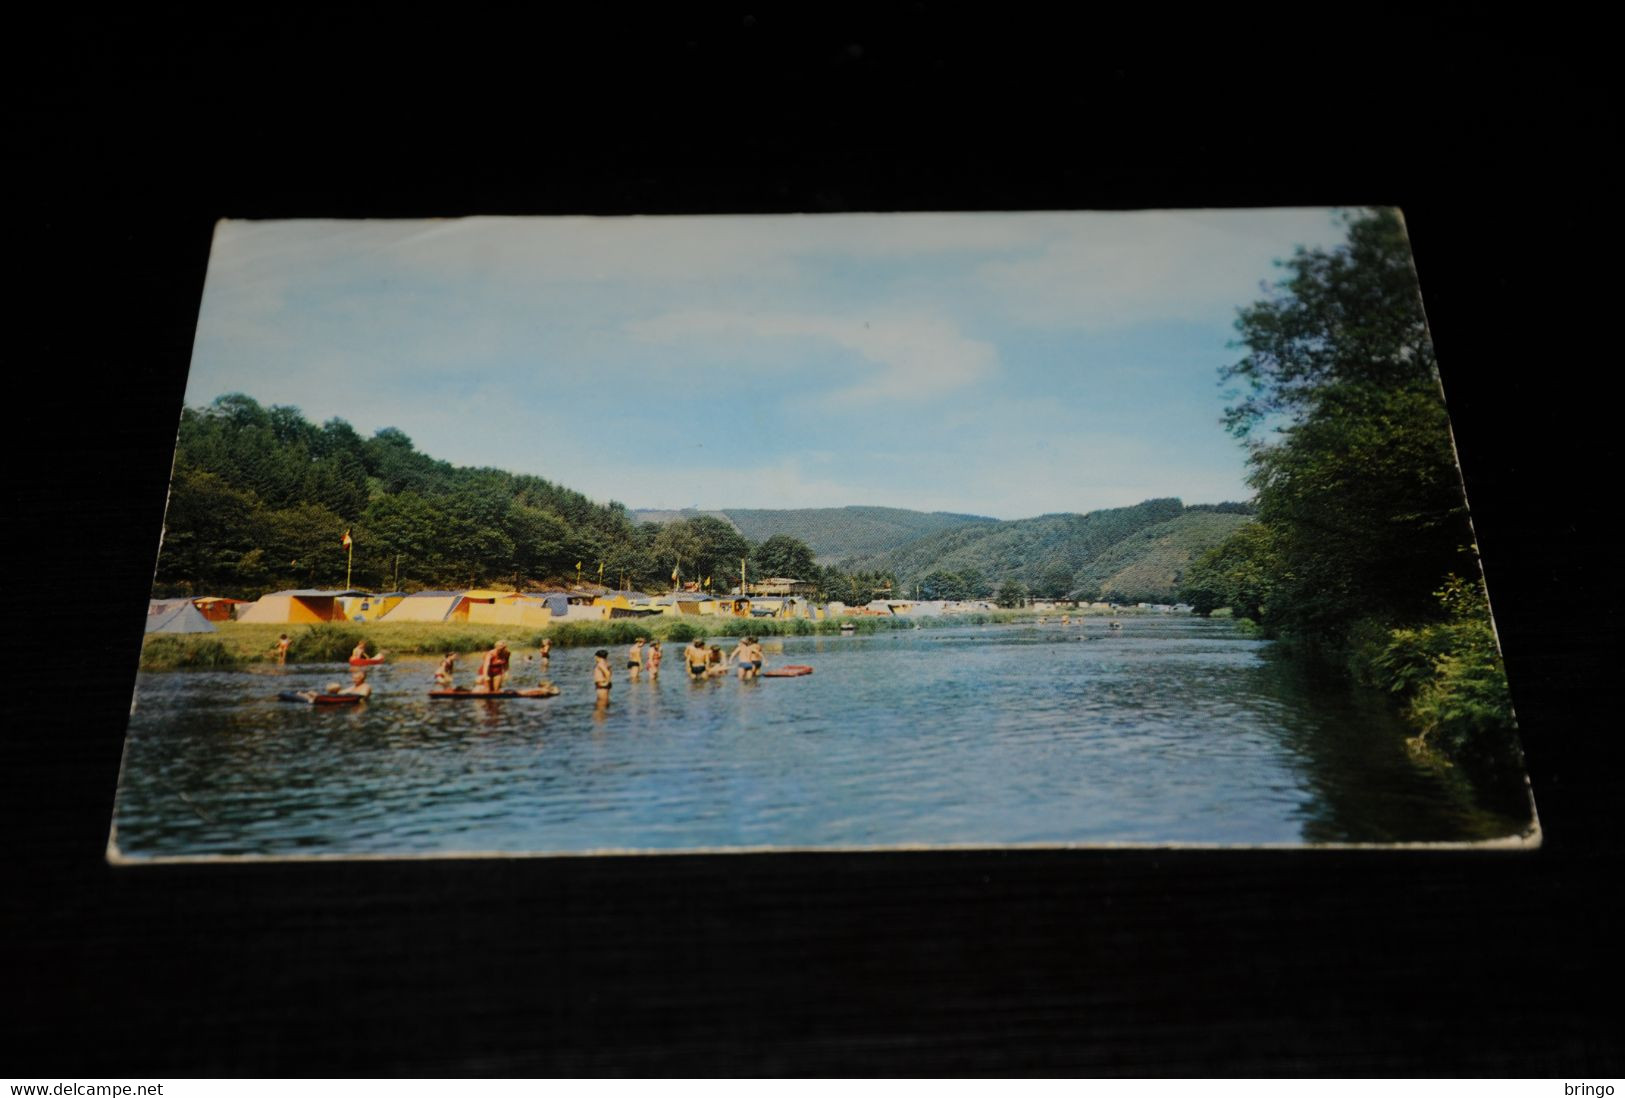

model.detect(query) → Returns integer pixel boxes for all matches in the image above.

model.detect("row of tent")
[146,587,939,634]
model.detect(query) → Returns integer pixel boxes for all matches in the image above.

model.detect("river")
[109,617,1533,858]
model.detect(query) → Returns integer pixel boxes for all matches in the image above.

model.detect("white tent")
[146,599,216,634]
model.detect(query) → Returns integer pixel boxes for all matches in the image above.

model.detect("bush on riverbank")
[286,623,364,663]
[1352,577,1519,771]
[139,636,248,671]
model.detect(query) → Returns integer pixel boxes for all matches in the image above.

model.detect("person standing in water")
[538,637,552,671]
[706,644,729,678]
[274,634,291,665]
[627,637,646,681]
[646,640,663,680]
[732,635,763,680]
[479,640,511,692]
[686,637,710,679]
[593,649,613,707]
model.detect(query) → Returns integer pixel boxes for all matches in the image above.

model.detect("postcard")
[108,209,1538,861]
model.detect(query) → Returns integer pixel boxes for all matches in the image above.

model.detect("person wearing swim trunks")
[627,637,646,681]
[686,638,710,679]
[732,636,763,680]
[647,640,662,679]
[593,649,613,702]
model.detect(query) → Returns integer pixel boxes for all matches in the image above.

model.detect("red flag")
[341,530,353,549]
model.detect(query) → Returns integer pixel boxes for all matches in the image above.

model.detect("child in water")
[706,644,729,678]
[647,640,662,679]
[274,634,291,664]
[434,652,456,688]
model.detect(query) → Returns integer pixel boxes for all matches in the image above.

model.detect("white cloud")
[628,308,998,406]
[975,208,1349,330]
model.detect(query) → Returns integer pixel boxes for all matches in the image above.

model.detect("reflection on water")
[110,619,1532,857]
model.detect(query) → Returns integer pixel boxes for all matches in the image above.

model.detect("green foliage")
[720,506,999,563]
[994,579,1028,608]
[139,636,249,671]
[1180,522,1277,619]
[1360,578,1517,766]
[1219,208,1474,646]
[845,499,1241,605]
[750,534,819,580]
[650,516,752,591]
[1210,210,1517,774]
[663,621,701,643]
[159,394,655,596]
[285,623,365,663]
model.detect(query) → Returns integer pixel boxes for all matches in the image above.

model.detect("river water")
[110,618,1533,858]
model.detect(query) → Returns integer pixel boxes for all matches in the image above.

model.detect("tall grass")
[139,636,248,671]
[286,623,364,663]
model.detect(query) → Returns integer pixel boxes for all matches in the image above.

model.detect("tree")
[1179,522,1276,620]
[994,580,1027,608]
[1221,208,1476,644]
[1037,561,1075,600]
[751,534,818,580]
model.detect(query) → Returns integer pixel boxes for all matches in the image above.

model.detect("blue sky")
[187,210,1352,520]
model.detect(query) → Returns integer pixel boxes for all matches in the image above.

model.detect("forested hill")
[156,394,656,597]
[840,500,1255,604]
[633,506,998,564]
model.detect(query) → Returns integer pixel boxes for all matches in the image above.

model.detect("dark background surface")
[11,12,1618,1075]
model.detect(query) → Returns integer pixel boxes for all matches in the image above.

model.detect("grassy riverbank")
[138,616,889,670]
[137,606,1161,670]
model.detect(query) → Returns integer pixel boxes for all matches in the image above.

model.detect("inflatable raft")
[348,656,386,666]
[429,689,559,699]
[761,665,814,678]
[280,691,364,705]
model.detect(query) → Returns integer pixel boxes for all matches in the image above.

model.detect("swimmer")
[593,649,612,707]
[274,634,291,665]
[350,641,385,663]
[647,640,662,679]
[627,637,646,681]
[337,669,372,697]
[434,652,456,688]
[538,638,553,670]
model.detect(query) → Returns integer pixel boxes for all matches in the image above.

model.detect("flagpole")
[346,542,352,589]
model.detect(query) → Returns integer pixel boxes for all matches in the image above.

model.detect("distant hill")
[633,505,998,564]
[841,499,1254,603]
[631,508,739,529]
